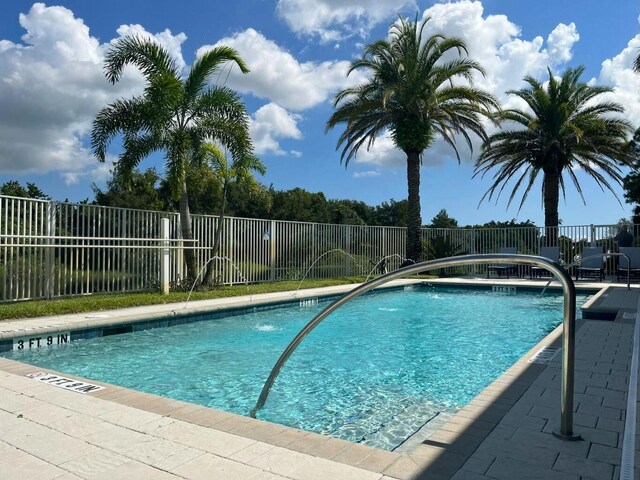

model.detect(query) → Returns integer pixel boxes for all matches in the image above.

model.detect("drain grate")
[528,347,560,364]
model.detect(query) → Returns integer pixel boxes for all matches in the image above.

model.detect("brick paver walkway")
[448,320,633,480]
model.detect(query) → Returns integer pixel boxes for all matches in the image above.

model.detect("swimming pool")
[2,286,589,450]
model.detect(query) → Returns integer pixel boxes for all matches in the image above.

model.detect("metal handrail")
[251,253,581,441]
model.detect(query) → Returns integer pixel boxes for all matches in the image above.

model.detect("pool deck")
[0,278,637,479]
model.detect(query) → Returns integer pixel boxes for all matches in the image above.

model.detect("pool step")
[359,400,452,451]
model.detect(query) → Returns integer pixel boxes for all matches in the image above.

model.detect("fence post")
[345,225,351,276]
[270,220,276,281]
[174,214,183,281]
[160,218,170,294]
[470,230,476,275]
[44,202,55,299]
[590,224,595,247]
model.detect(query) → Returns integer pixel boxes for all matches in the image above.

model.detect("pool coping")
[0,279,609,478]
[0,278,602,349]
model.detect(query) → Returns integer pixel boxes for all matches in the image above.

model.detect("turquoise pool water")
[3,287,588,450]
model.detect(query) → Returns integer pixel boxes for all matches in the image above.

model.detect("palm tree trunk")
[406,150,422,262]
[202,182,228,285]
[178,180,198,279]
[543,172,560,246]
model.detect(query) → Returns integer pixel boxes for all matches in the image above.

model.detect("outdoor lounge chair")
[617,247,640,282]
[487,247,519,278]
[530,246,560,279]
[576,246,604,281]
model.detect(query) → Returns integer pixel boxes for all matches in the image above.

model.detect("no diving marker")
[26,372,105,394]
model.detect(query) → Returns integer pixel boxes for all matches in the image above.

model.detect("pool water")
[3,287,588,450]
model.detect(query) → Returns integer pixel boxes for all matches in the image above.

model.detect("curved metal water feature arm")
[252,253,580,440]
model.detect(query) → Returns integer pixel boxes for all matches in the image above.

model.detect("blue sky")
[0,1,638,227]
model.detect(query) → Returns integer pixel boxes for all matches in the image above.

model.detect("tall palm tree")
[326,17,498,262]
[634,49,640,73]
[200,143,266,285]
[92,36,253,279]
[474,67,632,236]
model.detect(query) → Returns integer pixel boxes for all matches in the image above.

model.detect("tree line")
[91,166,413,226]
[2,176,539,232]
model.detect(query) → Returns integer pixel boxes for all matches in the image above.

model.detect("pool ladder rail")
[251,253,581,441]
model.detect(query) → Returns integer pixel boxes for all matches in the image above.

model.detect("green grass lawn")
[0,277,379,320]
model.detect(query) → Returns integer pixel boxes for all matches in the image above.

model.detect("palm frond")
[104,35,180,84]
[115,132,164,184]
[476,65,631,225]
[91,97,154,161]
[185,46,249,101]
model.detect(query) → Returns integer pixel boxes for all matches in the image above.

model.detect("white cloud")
[358,129,463,165]
[0,3,187,181]
[597,34,640,129]
[352,132,405,167]
[422,1,579,104]
[62,158,115,185]
[90,160,116,182]
[197,28,364,110]
[276,0,416,42]
[18,2,101,63]
[547,23,579,65]
[352,170,381,178]
[250,103,302,156]
[290,150,303,158]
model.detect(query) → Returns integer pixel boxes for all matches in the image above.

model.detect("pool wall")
[0,280,423,353]
[0,279,601,354]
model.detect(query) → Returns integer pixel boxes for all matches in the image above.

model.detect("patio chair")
[530,246,560,279]
[576,246,604,282]
[487,247,519,278]
[617,247,640,282]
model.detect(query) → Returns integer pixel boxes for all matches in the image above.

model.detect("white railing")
[0,197,184,301]
[0,194,633,301]
[421,224,626,275]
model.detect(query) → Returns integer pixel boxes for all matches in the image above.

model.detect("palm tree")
[200,143,266,285]
[474,67,632,237]
[326,17,498,262]
[92,36,253,279]
[634,49,640,73]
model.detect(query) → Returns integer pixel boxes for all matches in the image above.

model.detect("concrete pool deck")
[0,278,637,479]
